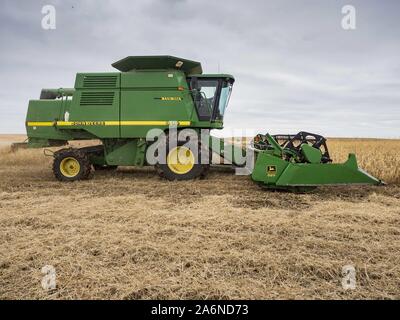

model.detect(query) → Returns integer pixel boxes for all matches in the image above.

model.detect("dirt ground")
[0,135,399,299]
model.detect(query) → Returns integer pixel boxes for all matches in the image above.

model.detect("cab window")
[192,79,219,121]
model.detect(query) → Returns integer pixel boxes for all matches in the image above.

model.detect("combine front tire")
[53,149,91,182]
[157,143,206,181]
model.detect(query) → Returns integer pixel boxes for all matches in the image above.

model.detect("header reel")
[252,131,332,164]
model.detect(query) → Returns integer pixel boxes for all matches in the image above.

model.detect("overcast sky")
[0,0,399,137]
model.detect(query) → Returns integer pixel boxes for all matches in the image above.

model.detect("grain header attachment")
[250,132,382,191]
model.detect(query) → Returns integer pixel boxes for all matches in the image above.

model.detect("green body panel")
[120,70,192,137]
[27,137,67,148]
[121,70,185,88]
[26,100,74,141]
[103,139,147,166]
[62,73,120,138]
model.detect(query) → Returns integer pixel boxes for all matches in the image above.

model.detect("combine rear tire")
[53,149,91,182]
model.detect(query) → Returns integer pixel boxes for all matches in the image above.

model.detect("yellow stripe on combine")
[27,121,191,127]
[26,121,54,127]
[177,121,191,126]
[120,121,169,126]
[105,121,120,126]
[120,121,191,126]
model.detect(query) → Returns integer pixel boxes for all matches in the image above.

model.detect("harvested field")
[0,135,399,299]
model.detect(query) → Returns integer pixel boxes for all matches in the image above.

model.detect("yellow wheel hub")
[167,146,195,175]
[60,157,81,178]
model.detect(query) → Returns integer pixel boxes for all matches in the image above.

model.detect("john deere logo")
[267,165,277,177]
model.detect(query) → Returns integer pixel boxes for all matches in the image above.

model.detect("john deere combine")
[25,55,382,189]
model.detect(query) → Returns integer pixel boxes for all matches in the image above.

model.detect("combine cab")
[25,55,383,190]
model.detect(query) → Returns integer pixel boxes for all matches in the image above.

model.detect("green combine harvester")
[25,55,382,190]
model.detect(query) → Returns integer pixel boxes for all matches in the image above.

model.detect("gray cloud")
[0,0,399,137]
